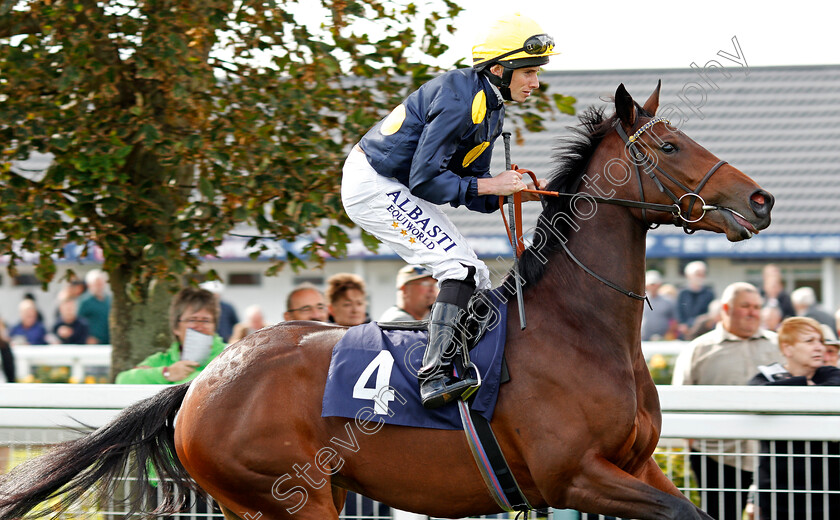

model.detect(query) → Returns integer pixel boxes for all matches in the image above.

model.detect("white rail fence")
[2,384,840,520]
[9,345,111,382]
[5,341,690,383]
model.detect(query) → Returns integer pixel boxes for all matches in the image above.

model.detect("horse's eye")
[660,142,677,154]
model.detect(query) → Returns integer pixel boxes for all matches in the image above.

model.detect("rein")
[499,116,727,303]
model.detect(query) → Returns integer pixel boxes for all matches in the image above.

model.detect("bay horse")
[0,82,773,520]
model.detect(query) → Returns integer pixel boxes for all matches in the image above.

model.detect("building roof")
[439,64,840,259]
[10,65,840,262]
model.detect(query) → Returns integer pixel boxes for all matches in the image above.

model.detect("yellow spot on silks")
[471,91,486,124]
[462,141,490,167]
[380,104,406,136]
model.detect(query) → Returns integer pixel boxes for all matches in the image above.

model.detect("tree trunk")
[108,265,179,381]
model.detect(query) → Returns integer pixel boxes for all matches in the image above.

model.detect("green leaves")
[0,0,572,363]
[553,93,577,115]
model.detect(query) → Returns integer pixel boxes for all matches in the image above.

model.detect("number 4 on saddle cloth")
[322,289,508,429]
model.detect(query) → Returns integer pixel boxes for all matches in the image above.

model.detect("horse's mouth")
[717,207,759,241]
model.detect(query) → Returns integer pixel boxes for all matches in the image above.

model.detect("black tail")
[0,383,201,520]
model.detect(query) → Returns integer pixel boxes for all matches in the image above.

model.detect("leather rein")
[500,117,727,302]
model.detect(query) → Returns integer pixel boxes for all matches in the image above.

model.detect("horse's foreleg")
[219,504,244,520]
[634,457,713,519]
[563,455,710,520]
[330,485,347,515]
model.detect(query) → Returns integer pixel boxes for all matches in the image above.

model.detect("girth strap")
[456,400,532,513]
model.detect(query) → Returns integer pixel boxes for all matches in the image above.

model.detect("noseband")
[613,116,727,233]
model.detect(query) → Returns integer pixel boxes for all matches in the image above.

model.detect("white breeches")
[341,148,490,290]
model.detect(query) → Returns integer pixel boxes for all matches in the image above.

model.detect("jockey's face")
[490,65,541,103]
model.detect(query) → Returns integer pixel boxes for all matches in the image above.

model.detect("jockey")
[341,13,555,409]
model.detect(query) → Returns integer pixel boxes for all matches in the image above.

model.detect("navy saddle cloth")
[322,290,508,429]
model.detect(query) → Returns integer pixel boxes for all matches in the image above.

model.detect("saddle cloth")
[322,290,508,429]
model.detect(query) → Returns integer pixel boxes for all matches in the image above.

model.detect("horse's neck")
[530,182,648,349]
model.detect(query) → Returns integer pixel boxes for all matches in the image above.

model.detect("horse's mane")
[505,100,651,295]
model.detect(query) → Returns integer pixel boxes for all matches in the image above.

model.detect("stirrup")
[457,361,482,402]
[420,373,480,409]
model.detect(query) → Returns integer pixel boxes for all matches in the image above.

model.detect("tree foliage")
[0,0,571,374]
[0,0,463,372]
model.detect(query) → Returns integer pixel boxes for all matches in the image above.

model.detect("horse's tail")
[0,383,200,520]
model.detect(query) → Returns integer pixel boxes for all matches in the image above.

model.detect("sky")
[441,0,838,71]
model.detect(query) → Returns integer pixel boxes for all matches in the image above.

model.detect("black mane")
[505,101,650,295]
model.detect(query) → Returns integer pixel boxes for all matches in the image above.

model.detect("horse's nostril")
[751,192,766,206]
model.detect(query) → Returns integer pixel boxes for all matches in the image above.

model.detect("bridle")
[501,116,732,303]
[613,116,728,233]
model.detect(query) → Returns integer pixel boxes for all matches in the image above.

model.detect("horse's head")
[599,81,774,240]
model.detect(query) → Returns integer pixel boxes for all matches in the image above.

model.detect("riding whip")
[503,132,527,330]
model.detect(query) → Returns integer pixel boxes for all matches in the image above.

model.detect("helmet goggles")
[493,33,555,63]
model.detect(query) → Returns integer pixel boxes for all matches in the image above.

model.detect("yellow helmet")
[472,13,558,70]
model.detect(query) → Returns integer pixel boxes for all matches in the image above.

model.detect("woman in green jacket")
[116,287,226,384]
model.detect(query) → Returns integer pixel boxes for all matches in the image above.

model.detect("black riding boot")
[418,301,479,409]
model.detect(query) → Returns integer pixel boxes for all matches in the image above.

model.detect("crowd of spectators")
[4,261,839,518]
[662,263,840,520]
[0,266,437,383]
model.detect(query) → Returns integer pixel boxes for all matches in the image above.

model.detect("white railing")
[3,384,840,438]
[6,342,689,382]
[3,384,840,520]
[10,345,111,382]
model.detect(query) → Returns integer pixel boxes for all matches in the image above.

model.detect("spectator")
[283,283,329,322]
[115,287,226,384]
[22,293,45,324]
[9,299,47,345]
[54,276,87,323]
[759,305,783,332]
[115,286,226,518]
[658,283,678,302]
[379,265,438,322]
[66,277,87,300]
[760,264,795,319]
[684,299,722,341]
[748,317,840,520]
[77,269,111,344]
[821,324,840,367]
[676,260,715,338]
[230,304,268,343]
[641,270,678,340]
[790,286,835,329]
[51,298,91,345]
[199,280,239,343]
[325,273,369,326]
[672,281,781,520]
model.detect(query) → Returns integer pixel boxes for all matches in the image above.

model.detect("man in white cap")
[379,266,438,322]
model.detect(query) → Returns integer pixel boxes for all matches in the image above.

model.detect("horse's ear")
[615,83,636,127]
[642,80,662,115]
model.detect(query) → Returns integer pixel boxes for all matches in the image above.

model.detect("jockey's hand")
[521,177,548,202]
[476,169,527,196]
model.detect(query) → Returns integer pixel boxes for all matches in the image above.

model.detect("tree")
[0,1,572,377]
[0,0,464,375]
